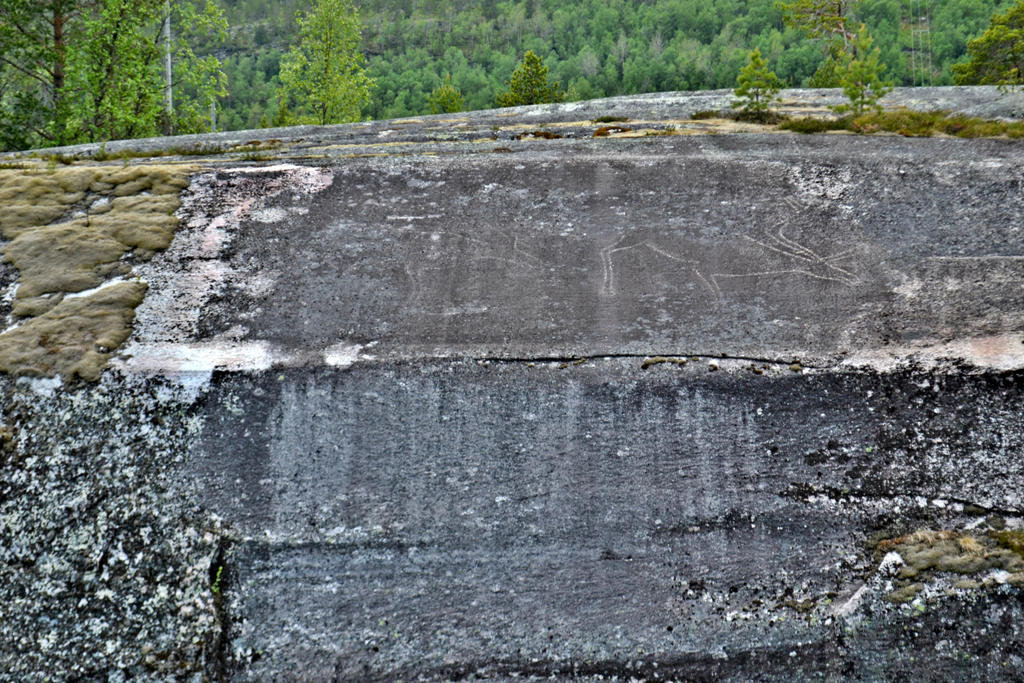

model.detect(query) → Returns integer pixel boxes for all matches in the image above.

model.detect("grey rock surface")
[2,88,1024,681]
[202,363,1024,680]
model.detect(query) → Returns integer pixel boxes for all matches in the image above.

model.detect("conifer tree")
[952,1,1024,90]
[428,73,465,114]
[733,48,784,119]
[495,51,563,107]
[834,26,893,115]
[779,0,859,86]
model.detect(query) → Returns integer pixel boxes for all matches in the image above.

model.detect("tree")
[834,25,893,115]
[427,73,464,114]
[779,0,860,86]
[733,48,785,118]
[952,1,1024,90]
[0,0,228,150]
[277,0,374,125]
[0,0,79,148]
[495,50,564,107]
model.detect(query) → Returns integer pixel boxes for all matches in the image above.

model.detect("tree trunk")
[52,3,66,142]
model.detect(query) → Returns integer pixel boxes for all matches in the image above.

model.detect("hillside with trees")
[214,0,1016,130]
[1,0,1019,147]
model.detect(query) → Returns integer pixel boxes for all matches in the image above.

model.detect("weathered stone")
[1,88,1023,680]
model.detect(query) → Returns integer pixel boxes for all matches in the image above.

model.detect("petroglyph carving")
[403,228,544,310]
[600,227,861,300]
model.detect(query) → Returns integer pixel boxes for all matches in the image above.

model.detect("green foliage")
[834,25,894,114]
[780,108,1024,136]
[277,0,374,125]
[779,0,862,86]
[165,0,230,134]
[427,73,465,114]
[4,0,1016,140]
[952,0,1024,89]
[779,115,853,132]
[780,0,859,42]
[733,48,785,115]
[779,0,860,60]
[495,50,564,107]
[211,564,224,594]
[0,0,228,150]
[214,0,1023,124]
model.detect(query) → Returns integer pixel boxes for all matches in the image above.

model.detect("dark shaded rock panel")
[192,362,1024,678]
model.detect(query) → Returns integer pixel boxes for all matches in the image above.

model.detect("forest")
[213,0,1015,129]
[1,0,1018,146]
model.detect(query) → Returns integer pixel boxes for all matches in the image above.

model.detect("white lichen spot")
[878,551,905,576]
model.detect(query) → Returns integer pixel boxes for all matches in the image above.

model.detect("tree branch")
[0,55,51,88]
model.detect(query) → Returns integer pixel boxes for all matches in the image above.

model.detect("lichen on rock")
[0,373,225,679]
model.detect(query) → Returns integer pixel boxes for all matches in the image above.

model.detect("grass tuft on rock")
[781,109,1024,138]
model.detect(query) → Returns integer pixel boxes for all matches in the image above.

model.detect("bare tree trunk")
[163,0,173,135]
[52,3,66,142]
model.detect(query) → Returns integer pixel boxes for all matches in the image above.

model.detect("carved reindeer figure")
[600,226,860,301]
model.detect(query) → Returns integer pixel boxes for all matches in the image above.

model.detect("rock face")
[2,88,1024,680]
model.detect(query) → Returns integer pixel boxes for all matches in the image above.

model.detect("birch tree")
[277,0,374,125]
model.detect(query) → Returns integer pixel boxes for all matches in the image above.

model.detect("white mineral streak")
[62,277,136,300]
[843,333,1024,372]
[323,342,367,368]
[116,165,335,392]
[832,584,870,618]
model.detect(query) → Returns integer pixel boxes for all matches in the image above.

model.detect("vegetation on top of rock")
[276,0,374,125]
[428,73,466,114]
[4,0,1024,147]
[781,108,1024,136]
[495,51,564,107]
[875,528,1024,603]
[733,48,785,120]
[833,25,894,114]
[953,0,1024,89]
[0,163,193,380]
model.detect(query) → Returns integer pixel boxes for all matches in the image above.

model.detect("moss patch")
[876,529,1024,602]
[0,282,147,381]
[780,110,1024,138]
[4,222,128,299]
[641,356,688,369]
[0,163,194,380]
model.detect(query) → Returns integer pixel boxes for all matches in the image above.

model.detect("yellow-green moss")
[0,163,194,381]
[884,582,925,603]
[93,195,181,251]
[641,356,688,369]
[4,222,127,298]
[876,529,1024,602]
[11,294,65,318]
[0,282,147,381]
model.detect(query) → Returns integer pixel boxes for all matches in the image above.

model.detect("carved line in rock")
[599,227,862,300]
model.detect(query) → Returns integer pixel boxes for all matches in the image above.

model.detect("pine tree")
[495,51,563,108]
[733,48,784,120]
[834,26,893,115]
[428,73,465,114]
[952,1,1024,91]
[779,0,860,87]
[277,0,374,125]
